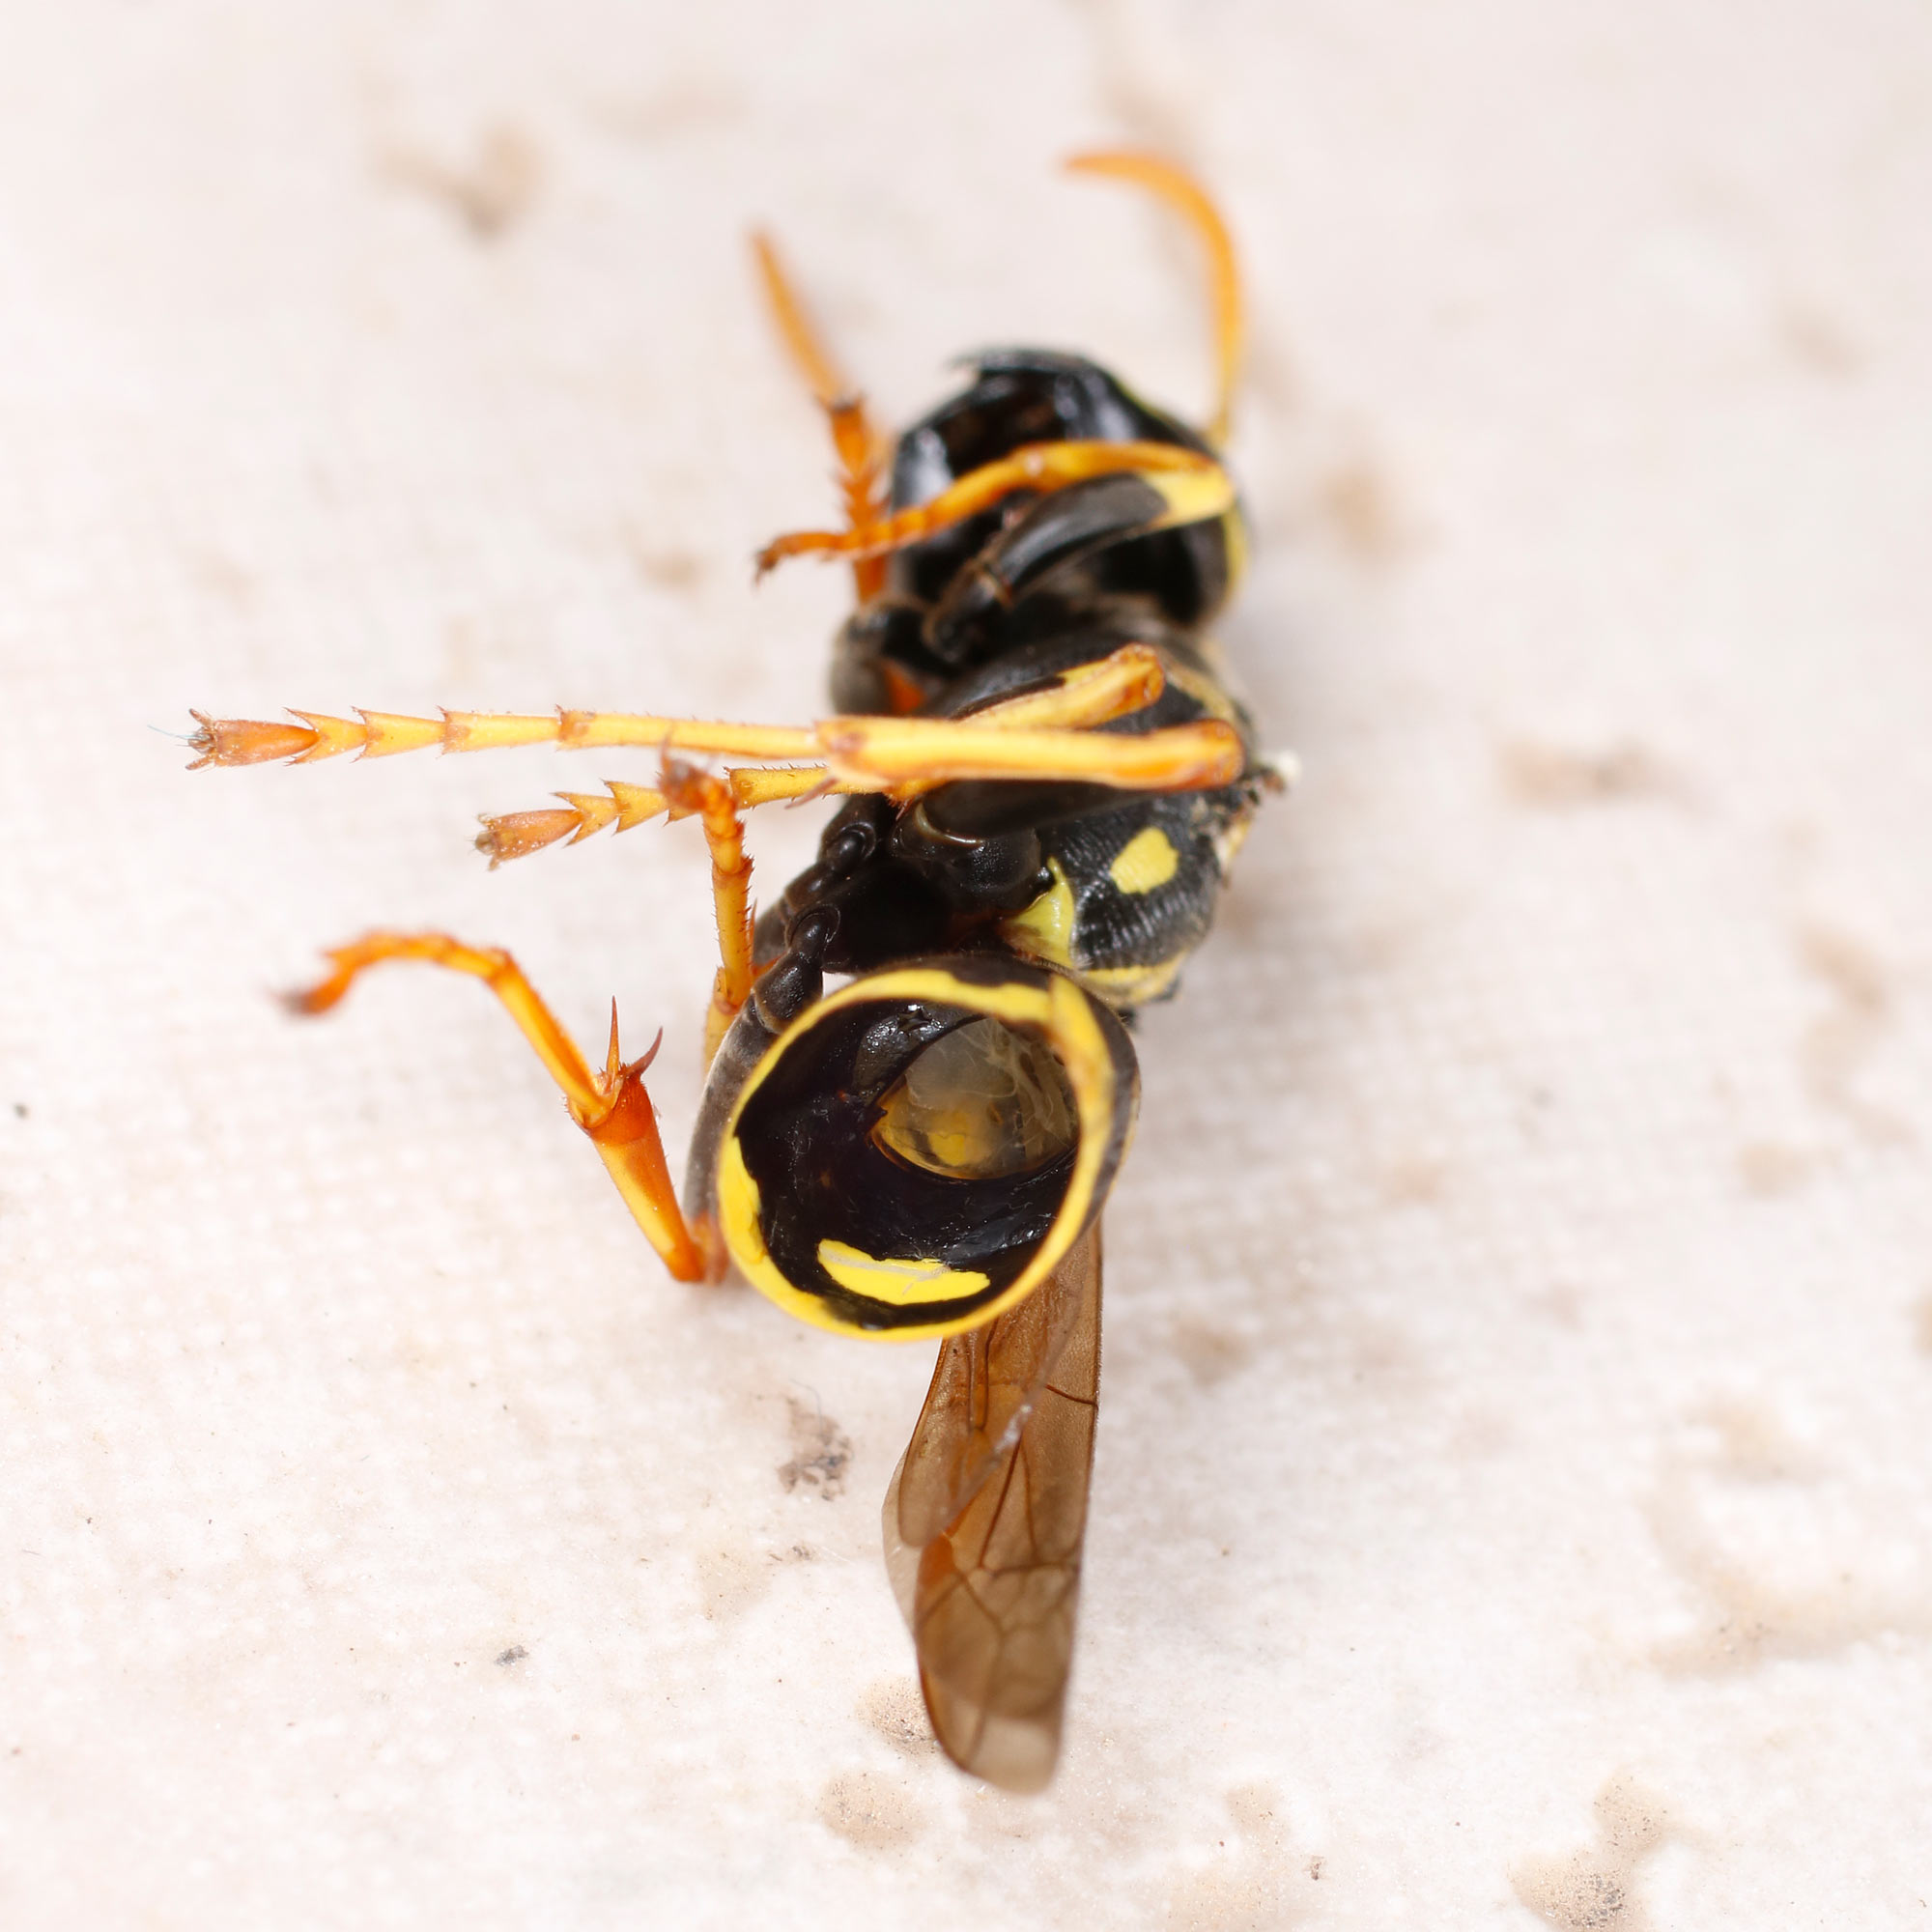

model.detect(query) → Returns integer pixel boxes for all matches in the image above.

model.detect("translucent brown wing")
[881,1224,1102,1791]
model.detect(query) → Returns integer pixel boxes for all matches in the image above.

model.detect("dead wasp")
[190,152,1284,1791]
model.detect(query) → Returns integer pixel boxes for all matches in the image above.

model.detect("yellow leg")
[753,439,1233,577]
[192,648,1236,872]
[453,642,1209,864]
[291,931,714,1283]
[816,713,1241,790]
[186,706,825,767]
[189,640,1173,781]
[1065,151,1245,448]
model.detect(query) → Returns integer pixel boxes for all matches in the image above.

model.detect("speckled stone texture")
[3,3,1929,1926]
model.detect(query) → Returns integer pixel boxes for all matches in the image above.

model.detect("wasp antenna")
[751,227,845,407]
[751,227,888,598]
[1065,150,1245,448]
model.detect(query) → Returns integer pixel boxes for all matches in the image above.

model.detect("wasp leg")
[197,643,1178,832]
[185,706,825,769]
[475,779,672,867]
[464,643,1199,867]
[1065,150,1245,448]
[472,765,864,869]
[751,229,889,602]
[291,931,714,1282]
[469,755,766,1065]
[882,642,1176,803]
[753,439,1234,577]
[820,713,1244,792]
[189,707,1236,801]
[923,474,1236,661]
[654,760,757,1068]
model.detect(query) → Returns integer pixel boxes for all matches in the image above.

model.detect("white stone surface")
[3,2,1929,1925]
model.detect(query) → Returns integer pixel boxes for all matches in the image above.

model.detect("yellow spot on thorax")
[816,1241,990,1307]
[1108,825,1180,895]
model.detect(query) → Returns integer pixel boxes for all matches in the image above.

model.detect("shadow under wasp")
[190,152,1287,1791]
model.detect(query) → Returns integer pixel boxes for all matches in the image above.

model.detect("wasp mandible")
[190,152,1285,1791]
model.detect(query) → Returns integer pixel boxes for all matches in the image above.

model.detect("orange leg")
[751,229,889,601]
[474,778,671,868]
[753,439,1232,576]
[476,765,867,866]
[1065,151,1245,448]
[658,759,755,1067]
[291,931,713,1282]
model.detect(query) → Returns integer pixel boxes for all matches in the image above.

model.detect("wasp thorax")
[871,1015,1077,1179]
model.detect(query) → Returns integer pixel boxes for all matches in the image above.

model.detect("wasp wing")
[881,1223,1102,1791]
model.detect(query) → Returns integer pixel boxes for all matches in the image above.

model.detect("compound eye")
[872,1016,1076,1180]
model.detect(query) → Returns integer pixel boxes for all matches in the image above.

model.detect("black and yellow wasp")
[191,152,1283,1791]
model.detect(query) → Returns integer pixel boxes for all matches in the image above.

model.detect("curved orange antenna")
[750,228,888,599]
[751,228,846,408]
[1065,151,1244,448]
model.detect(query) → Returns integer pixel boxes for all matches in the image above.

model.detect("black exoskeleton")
[753,350,1267,1035]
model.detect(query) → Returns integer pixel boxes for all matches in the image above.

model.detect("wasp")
[189,152,1284,1791]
